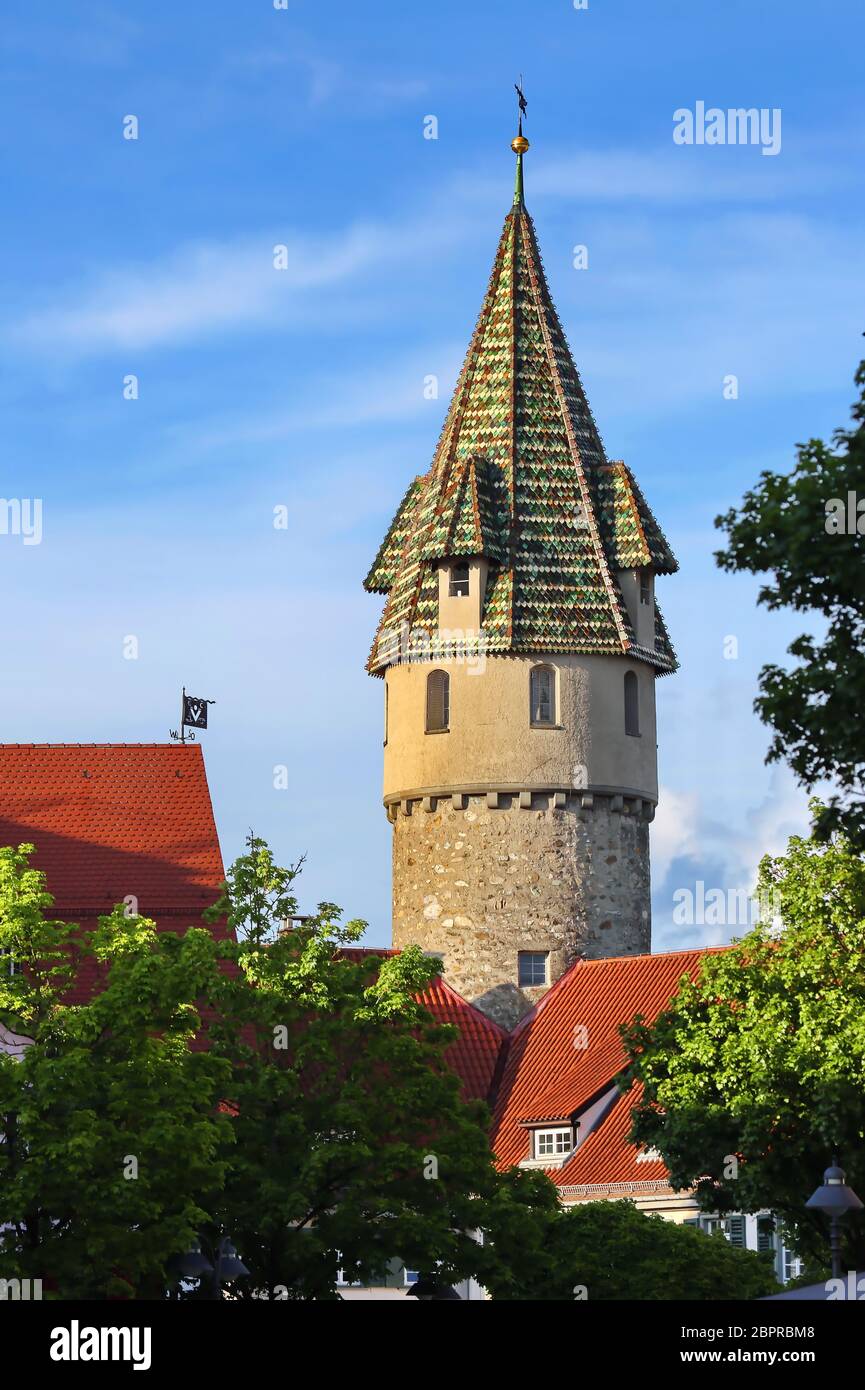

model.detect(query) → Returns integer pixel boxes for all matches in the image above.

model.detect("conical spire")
[364,116,678,676]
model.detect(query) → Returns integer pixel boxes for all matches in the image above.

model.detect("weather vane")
[170,686,216,744]
[515,76,528,135]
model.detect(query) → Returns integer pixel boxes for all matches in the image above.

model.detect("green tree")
[714,357,865,846]
[0,844,232,1299]
[620,821,865,1271]
[197,834,556,1299]
[481,1200,775,1301]
[0,834,557,1300]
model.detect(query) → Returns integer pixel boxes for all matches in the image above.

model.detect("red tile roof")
[418,976,508,1103]
[337,948,507,1102]
[0,744,229,1003]
[0,744,225,917]
[491,949,723,1190]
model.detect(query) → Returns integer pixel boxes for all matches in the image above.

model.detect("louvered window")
[725,1214,746,1248]
[426,670,450,733]
[757,1216,775,1253]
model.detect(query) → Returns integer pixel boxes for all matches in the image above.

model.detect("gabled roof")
[344,943,719,1190]
[594,461,677,575]
[364,151,677,676]
[490,949,722,1188]
[0,744,226,918]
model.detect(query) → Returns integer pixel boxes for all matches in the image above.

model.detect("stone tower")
[364,124,678,1028]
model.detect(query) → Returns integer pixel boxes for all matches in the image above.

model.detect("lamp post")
[805,1159,863,1279]
[406,1277,462,1300]
[170,1236,250,1300]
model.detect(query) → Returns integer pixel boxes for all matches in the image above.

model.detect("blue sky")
[1,0,863,950]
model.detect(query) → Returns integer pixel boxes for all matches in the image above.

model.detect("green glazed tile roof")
[365,185,677,676]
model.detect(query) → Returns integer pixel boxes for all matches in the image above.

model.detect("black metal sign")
[170,687,216,743]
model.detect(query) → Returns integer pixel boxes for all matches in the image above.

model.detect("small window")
[530,665,556,726]
[426,670,450,733]
[534,1127,573,1160]
[639,568,651,605]
[783,1249,804,1283]
[0,949,17,977]
[449,563,470,598]
[403,1269,420,1286]
[518,951,548,988]
[624,670,640,737]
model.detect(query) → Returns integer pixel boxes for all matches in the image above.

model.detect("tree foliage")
[620,821,865,1271]
[0,837,555,1299]
[0,844,231,1299]
[482,1200,775,1301]
[201,834,554,1299]
[714,357,865,846]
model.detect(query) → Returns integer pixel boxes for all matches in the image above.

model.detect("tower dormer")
[364,114,678,1028]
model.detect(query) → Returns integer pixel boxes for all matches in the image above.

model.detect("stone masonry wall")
[391,792,651,1029]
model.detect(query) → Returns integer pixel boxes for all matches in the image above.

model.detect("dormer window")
[520,1083,621,1170]
[449,563,470,597]
[534,1127,573,1161]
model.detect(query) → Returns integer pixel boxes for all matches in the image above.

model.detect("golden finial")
[511,134,530,154]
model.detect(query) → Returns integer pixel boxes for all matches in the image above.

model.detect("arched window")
[624,670,640,737]
[426,670,450,733]
[530,665,556,726]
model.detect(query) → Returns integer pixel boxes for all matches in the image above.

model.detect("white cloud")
[9,197,477,359]
[651,767,815,950]
[12,229,382,354]
[650,786,702,889]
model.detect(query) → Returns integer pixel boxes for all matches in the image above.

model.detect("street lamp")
[805,1159,863,1279]
[170,1236,250,1299]
[406,1277,462,1300]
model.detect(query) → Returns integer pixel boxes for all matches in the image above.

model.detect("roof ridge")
[0,742,202,749]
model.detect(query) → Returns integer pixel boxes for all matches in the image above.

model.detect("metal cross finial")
[515,77,527,134]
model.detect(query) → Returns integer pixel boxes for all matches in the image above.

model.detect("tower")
[364,120,678,1029]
